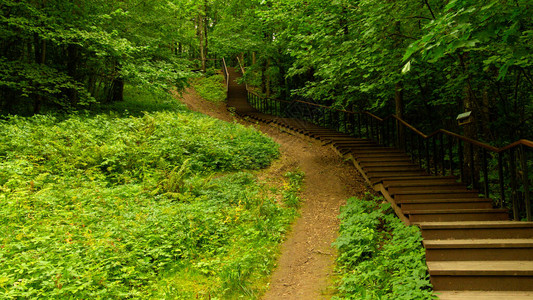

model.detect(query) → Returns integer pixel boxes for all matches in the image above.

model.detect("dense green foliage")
[333,195,434,299]
[2,0,530,144]
[0,90,304,298]
[0,0,198,114]
[215,0,532,144]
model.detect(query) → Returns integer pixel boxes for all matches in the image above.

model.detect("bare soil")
[176,88,369,299]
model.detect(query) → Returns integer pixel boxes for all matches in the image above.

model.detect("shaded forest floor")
[175,88,370,299]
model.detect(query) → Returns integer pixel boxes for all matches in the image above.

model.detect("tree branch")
[520,67,533,86]
[388,33,417,40]
[405,15,433,21]
[424,0,436,19]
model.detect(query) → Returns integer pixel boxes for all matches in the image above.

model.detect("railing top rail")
[386,115,427,138]
[222,57,229,90]
[236,56,245,75]
[436,129,500,152]
[387,115,531,153]
[249,91,292,104]
[499,139,533,152]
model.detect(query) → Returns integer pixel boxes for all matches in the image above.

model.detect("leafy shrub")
[333,194,435,300]
[0,92,294,298]
[93,84,187,116]
[191,72,227,103]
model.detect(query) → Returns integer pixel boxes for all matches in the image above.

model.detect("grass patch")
[332,194,435,299]
[0,87,302,299]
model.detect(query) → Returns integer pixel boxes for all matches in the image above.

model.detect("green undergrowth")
[190,70,226,103]
[93,85,186,116]
[0,88,302,298]
[333,194,435,300]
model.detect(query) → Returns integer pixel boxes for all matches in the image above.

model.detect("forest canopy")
[1,0,531,144]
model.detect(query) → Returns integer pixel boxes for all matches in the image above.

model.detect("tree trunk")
[33,33,46,114]
[458,53,480,187]
[197,2,208,73]
[266,58,271,98]
[204,0,208,62]
[111,77,124,102]
[66,44,79,105]
[395,81,405,148]
[261,59,266,94]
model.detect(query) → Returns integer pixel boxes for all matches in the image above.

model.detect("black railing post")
[448,136,454,176]
[433,138,438,175]
[383,118,387,146]
[375,119,380,144]
[337,111,341,132]
[416,134,422,168]
[349,113,354,136]
[521,145,531,221]
[425,139,431,174]
[498,153,506,208]
[357,114,363,139]
[365,115,369,139]
[408,130,414,159]
[379,121,383,145]
[509,149,519,220]
[482,149,489,199]
[459,141,465,183]
[369,117,374,141]
[469,143,476,189]
[440,133,445,175]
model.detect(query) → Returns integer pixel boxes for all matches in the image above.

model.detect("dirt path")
[176,88,369,299]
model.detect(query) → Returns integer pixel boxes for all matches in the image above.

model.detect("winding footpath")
[178,81,368,298]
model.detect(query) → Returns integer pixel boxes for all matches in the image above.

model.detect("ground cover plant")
[191,71,227,103]
[0,88,302,299]
[333,194,435,299]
